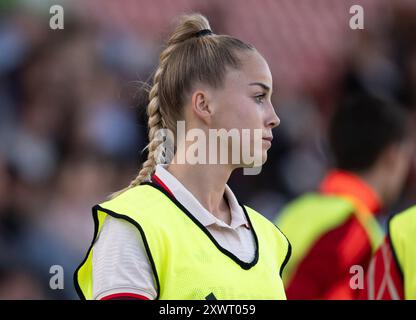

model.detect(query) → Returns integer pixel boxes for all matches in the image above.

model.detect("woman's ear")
[191,90,213,125]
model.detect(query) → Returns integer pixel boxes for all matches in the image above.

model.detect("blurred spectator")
[276,94,414,299]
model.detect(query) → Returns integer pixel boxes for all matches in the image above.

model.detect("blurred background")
[0,0,415,299]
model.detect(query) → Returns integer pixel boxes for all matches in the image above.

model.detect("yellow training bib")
[74,183,291,300]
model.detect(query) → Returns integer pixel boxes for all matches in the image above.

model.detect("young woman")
[74,13,291,300]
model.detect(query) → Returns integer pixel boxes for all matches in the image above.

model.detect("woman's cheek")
[240,103,260,129]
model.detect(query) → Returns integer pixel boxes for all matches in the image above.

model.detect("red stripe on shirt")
[100,292,150,300]
[151,174,174,197]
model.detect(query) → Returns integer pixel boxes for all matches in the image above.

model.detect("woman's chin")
[238,153,268,168]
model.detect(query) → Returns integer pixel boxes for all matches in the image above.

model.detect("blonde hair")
[111,13,254,198]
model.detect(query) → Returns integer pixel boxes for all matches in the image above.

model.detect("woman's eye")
[255,94,266,103]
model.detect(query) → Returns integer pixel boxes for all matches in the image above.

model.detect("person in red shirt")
[276,94,414,299]
[359,236,404,299]
[360,205,416,300]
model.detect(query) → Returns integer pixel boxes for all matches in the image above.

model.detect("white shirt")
[92,164,256,300]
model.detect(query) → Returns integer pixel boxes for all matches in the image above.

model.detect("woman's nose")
[267,104,280,129]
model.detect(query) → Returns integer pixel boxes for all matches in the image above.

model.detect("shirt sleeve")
[359,237,404,300]
[92,215,157,300]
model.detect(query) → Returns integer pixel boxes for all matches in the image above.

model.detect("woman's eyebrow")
[249,82,271,93]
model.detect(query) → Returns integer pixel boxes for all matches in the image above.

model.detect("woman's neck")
[166,162,233,223]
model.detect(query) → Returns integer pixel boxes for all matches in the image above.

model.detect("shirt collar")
[319,169,382,214]
[154,164,249,229]
[224,184,250,229]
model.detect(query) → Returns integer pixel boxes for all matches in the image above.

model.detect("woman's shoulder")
[92,215,157,300]
[96,184,165,215]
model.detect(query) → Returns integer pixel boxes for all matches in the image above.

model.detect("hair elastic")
[195,29,213,38]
